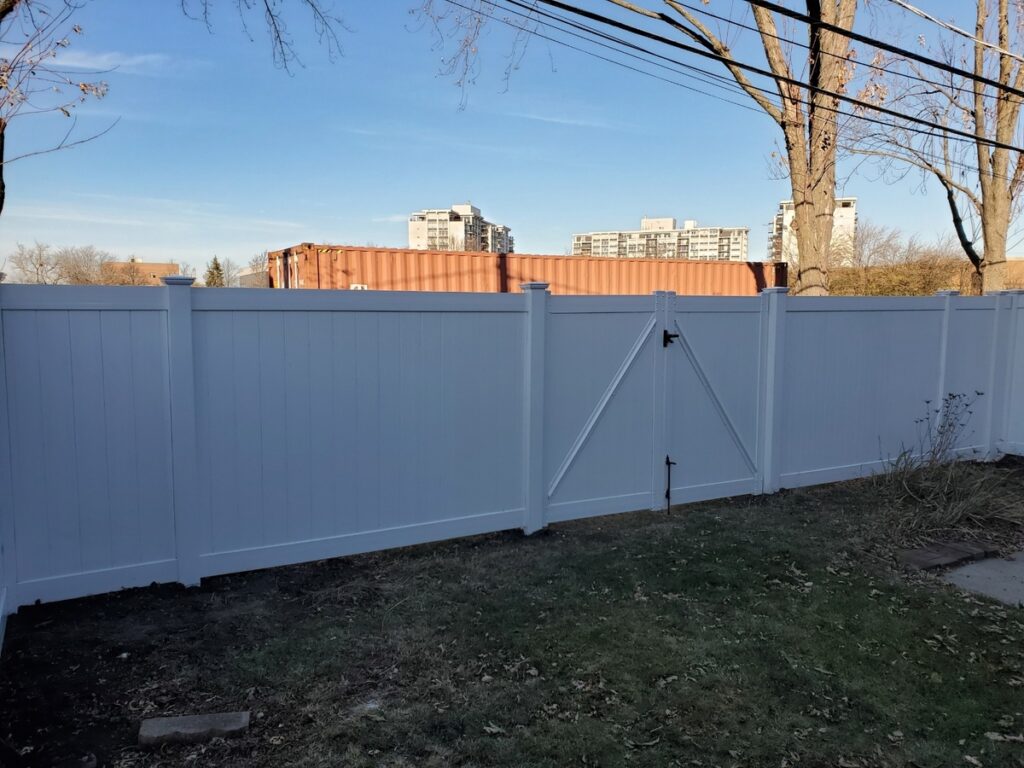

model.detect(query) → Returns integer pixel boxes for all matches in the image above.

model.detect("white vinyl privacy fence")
[0,281,1022,642]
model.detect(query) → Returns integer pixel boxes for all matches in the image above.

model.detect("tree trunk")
[790,189,832,296]
[980,199,1009,292]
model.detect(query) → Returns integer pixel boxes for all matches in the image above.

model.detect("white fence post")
[522,282,549,534]
[1008,290,1024,455]
[989,289,1024,457]
[651,291,673,510]
[760,287,788,493]
[0,285,15,625]
[164,276,203,585]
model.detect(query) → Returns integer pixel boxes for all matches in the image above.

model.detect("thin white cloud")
[55,50,201,76]
[7,201,304,234]
[338,124,536,157]
[339,126,385,137]
[504,111,628,130]
[371,214,409,223]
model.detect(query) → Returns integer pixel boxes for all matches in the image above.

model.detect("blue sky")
[0,0,982,273]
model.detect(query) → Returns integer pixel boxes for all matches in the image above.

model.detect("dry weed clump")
[873,393,1024,547]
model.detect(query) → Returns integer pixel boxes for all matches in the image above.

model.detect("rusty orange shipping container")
[267,244,787,296]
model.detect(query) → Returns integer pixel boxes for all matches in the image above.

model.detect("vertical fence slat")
[0,287,15,631]
[985,291,1017,458]
[934,290,958,416]
[164,277,203,585]
[760,287,788,493]
[522,282,548,534]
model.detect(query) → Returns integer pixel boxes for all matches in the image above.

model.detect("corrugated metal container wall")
[267,244,786,296]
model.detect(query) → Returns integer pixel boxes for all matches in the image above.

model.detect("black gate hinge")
[663,329,680,347]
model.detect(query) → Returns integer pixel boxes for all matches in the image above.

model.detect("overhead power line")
[883,0,1024,65]
[740,0,1024,100]
[670,0,1008,103]
[528,0,1024,153]
[466,0,1024,185]
[460,0,764,111]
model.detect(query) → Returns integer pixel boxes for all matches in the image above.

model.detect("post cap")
[162,275,196,287]
[520,282,549,291]
[762,287,789,294]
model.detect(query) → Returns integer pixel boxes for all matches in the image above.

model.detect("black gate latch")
[665,455,677,505]
[663,329,680,347]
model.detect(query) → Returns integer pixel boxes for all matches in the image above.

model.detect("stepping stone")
[897,541,996,571]
[944,551,1024,607]
[139,711,250,747]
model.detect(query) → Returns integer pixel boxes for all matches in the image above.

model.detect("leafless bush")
[874,392,1023,544]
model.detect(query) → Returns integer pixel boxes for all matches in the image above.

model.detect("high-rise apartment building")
[408,204,514,253]
[571,217,749,261]
[768,197,857,265]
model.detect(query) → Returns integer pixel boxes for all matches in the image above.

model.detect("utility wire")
[669,0,1008,103]
[475,0,1024,185]
[738,0,1024,99]
[883,0,1024,66]
[530,0,1024,153]
[455,0,763,110]
[500,0,754,96]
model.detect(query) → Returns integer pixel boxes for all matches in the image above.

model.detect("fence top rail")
[787,296,953,313]
[0,285,168,311]
[547,295,655,314]
[674,296,761,313]
[190,288,527,313]
[951,295,1005,310]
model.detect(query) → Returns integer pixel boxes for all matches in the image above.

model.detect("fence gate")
[541,295,661,523]
[661,294,765,507]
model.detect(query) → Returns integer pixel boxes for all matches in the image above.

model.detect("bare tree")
[221,257,241,286]
[9,241,61,283]
[249,249,268,273]
[58,244,113,283]
[419,0,859,295]
[0,1,110,217]
[854,1,1024,292]
[181,0,344,70]
[7,242,122,283]
[245,249,270,286]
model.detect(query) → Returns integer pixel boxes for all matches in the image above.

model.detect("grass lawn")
[1,463,1023,768]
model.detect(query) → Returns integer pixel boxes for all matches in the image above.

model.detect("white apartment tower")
[768,197,857,266]
[572,217,749,261]
[408,204,514,253]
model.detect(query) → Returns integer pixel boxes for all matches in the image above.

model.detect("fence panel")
[0,287,176,608]
[778,298,948,487]
[543,296,658,522]
[190,291,527,578]
[945,298,1001,456]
